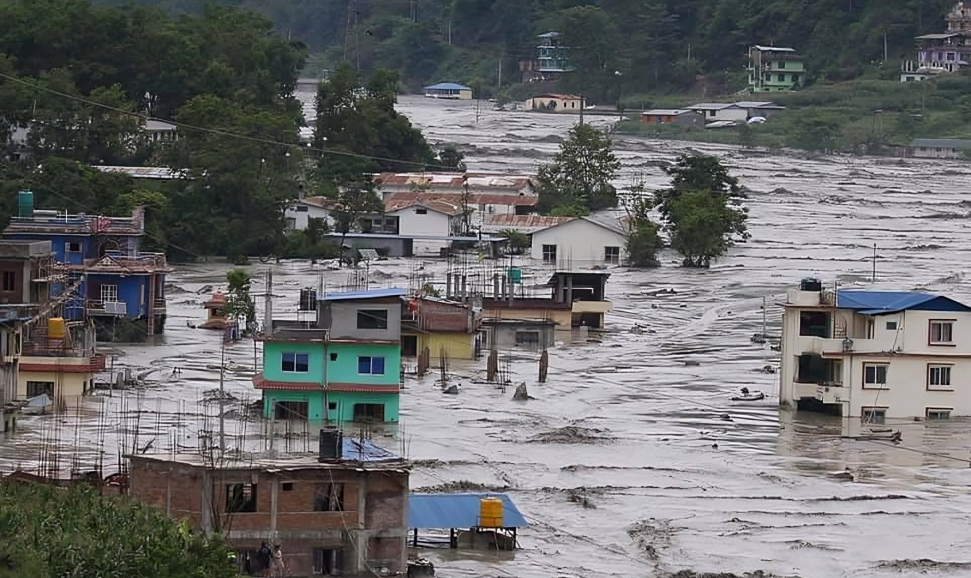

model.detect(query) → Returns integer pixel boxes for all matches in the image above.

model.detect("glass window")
[863,364,888,388]
[281,352,310,372]
[357,309,389,329]
[929,321,954,344]
[928,365,953,390]
[358,356,385,375]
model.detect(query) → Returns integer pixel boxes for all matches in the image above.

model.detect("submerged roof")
[320,287,407,302]
[837,291,971,315]
[408,493,529,529]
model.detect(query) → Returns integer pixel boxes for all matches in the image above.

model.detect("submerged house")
[3,191,170,340]
[254,288,405,423]
[482,270,612,330]
[401,293,481,360]
[779,278,971,422]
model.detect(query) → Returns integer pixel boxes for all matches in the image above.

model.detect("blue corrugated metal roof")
[424,82,471,91]
[320,287,407,301]
[408,493,529,529]
[340,437,399,462]
[837,291,971,315]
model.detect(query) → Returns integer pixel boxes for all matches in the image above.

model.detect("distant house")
[142,120,178,144]
[383,192,537,218]
[375,172,535,200]
[526,94,583,114]
[285,196,338,231]
[901,5,971,82]
[529,214,627,267]
[640,109,704,126]
[747,45,805,92]
[733,101,786,119]
[383,198,465,255]
[685,103,748,123]
[481,214,573,235]
[518,32,574,83]
[424,83,473,100]
[907,138,971,159]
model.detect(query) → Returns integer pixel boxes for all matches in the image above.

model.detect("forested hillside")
[105,0,957,99]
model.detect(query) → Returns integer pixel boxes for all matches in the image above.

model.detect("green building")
[253,288,405,423]
[747,45,804,93]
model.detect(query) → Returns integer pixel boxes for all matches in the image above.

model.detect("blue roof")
[424,82,471,91]
[341,437,399,462]
[408,493,529,529]
[836,291,971,315]
[320,287,407,302]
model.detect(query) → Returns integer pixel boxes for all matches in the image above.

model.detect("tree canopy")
[0,480,235,578]
[536,123,620,216]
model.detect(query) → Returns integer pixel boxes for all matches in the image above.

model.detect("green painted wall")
[327,391,400,422]
[262,389,326,420]
[325,342,401,386]
[262,341,325,383]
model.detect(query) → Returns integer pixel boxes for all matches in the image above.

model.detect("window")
[100,284,119,303]
[66,241,81,253]
[886,321,898,331]
[328,402,338,411]
[863,363,888,388]
[778,61,786,69]
[295,205,309,212]
[926,408,951,420]
[0,271,14,292]
[542,244,557,263]
[354,403,385,421]
[313,483,345,511]
[330,352,338,361]
[415,207,428,215]
[777,74,786,82]
[281,352,310,373]
[282,482,294,491]
[798,311,830,337]
[929,320,954,345]
[928,365,953,391]
[604,246,620,264]
[357,309,388,329]
[792,74,800,83]
[226,483,257,513]
[515,331,540,345]
[358,356,385,375]
[313,548,343,575]
[27,381,53,397]
[862,407,886,424]
[274,400,309,419]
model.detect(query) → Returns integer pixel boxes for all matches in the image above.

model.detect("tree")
[622,184,662,268]
[225,268,256,330]
[498,228,530,254]
[0,480,235,578]
[438,145,466,172]
[536,123,620,215]
[654,154,749,268]
[329,179,385,267]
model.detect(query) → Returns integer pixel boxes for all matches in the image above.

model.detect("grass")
[614,73,971,154]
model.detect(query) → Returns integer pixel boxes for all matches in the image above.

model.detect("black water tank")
[319,429,342,460]
[800,277,823,292]
[299,288,318,311]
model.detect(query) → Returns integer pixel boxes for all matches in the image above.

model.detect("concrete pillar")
[202,469,213,533]
[446,273,452,298]
[460,275,467,299]
[270,476,279,542]
[566,275,574,305]
[492,274,499,299]
[354,473,368,574]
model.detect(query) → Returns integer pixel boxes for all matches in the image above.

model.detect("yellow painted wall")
[482,308,572,327]
[17,369,93,400]
[420,332,474,360]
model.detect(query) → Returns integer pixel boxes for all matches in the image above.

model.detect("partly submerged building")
[779,278,971,422]
[529,214,628,268]
[423,82,473,100]
[128,434,410,577]
[254,288,405,423]
[401,294,481,360]
[3,191,170,340]
[482,270,612,331]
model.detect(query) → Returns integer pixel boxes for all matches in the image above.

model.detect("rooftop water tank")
[479,496,504,528]
[17,190,33,218]
[318,429,342,461]
[48,317,66,339]
[800,277,823,292]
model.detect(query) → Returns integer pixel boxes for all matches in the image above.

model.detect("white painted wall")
[780,289,971,419]
[285,203,333,231]
[692,107,749,123]
[387,206,460,255]
[529,219,626,267]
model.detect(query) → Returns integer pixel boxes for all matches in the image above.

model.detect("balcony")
[87,300,129,316]
[83,251,170,273]
[262,320,328,342]
[815,383,845,405]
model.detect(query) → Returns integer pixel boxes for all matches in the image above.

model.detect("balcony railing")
[87,300,129,316]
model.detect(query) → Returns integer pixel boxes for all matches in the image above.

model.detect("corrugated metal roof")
[836,291,971,315]
[530,93,582,100]
[298,196,338,209]
[754,45,796,52]
[408,493,529,529]
[483,214,574,232]
[425,82,471,91]
[909,138,971,149]
[734,101,784,109]
[375,172,534,191]
[385,198,463,215]
[384,191,538,208]
[321,287,407,301]
[341,437,400,462]
[642,109,695,115]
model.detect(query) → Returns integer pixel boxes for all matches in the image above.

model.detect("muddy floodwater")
[5,95,971,578]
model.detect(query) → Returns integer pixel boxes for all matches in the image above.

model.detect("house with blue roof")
[254,287,405,423]
[779,277,971,423]
[423,82,473,100]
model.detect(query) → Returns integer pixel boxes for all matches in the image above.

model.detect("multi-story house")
[3,191,169,340]
[779,278,971,423]
[127,434,409,576]
[254,288,404,423]
[747,45,804,92]
[401,294,481,360]
[517,31,574,82]
[901,2,971,81]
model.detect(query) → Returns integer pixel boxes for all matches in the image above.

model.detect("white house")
[685,103,748,123]
[906,138,971,159]
[285,196,336,231]
[384,198,464,255]
[529,214,627,267]
[481,214,573,235]
[779,279,971,424]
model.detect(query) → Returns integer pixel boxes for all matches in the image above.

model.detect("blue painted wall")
[87,274,149,318]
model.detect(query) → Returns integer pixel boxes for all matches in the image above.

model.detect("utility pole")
[579,95,584,125]
[871,244,877,283]
[218,338,226,456]
[497,56,502,88]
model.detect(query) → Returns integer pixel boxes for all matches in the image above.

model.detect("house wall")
[285,204,332,231]
[127,458,409,577]
[481,307,573,328]
[325,343,401,387]
[87,273,148,318]
[529,219,627,267]
[692,107,749,122]
[321,300,402,341]
[328,391,400,422]
[528,96,581,113]
[912,146,964,159]
[262,342,325,384]
[419,332,475,360]
[484,323,556,350]
[262,390,326,420]
[388,207,452,255]
[16,368,92,400]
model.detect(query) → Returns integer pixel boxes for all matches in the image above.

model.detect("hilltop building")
[518,32,574,82]
[901,2,971,81]
[747,46,804,92]
[3,191,170,340]
[779,278,971,422]
[254,288,405,423]
[127,434,410,577]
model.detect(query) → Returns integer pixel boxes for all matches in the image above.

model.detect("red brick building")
[127,437,409,576]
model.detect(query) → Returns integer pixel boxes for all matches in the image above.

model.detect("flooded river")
[5,95,971,577]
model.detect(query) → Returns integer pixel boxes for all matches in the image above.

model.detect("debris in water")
[566,488,597,509]
[413,480,510,493]
[627,518,675,562]
[876,559,971,572]
[529,426,614,444]
[442,384,459,395]
[512,383,532,400]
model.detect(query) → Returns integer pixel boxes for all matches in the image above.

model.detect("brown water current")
[3,96,971,577]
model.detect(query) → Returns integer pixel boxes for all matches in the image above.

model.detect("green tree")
[0,480,235,578]
[498,228,530,254]
[438,145,467,172]
[622,185,662,268]
[225,268,256,329]
[537,123,620,214]
[655,154,749,268]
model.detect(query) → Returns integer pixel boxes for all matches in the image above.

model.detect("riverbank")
[614,76,971,155]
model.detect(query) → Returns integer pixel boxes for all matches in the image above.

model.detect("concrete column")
[165,469,172,517]
[492,274,499,299]
[202,469,213,533]
[446,274,452,298]
[460,275,467,299]
[270,476,279,542]
[354,473,367,575]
